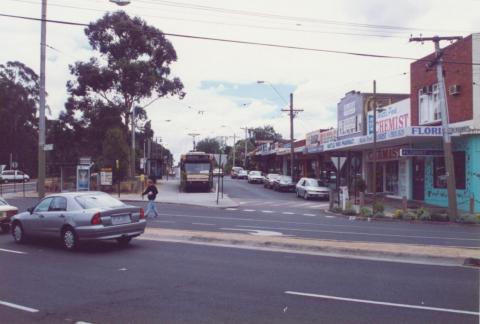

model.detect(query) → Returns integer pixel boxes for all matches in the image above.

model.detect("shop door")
[412,158,425,201]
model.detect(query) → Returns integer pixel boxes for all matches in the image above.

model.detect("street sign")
[213,154,227,166]
[400,148,444,157]
[100,168,113,186]
[43,144,54,151]
[330,157,346,170]
[79,157,92,165]
[76,165,90,191]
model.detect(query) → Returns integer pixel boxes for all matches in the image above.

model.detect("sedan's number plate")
[112,215,131,225]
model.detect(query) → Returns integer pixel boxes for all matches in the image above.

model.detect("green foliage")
[457,213,480,224]
[342,201,357,215]
[430,211,449,222]
[196,138,221,154]
[416,207,431,221]
[249,125,282,142]
[0,61,40,176]
[331,206,342,213]
[372,201,385,214]
[101,128,130,180]
[360,207,373,218]
[401,211,417,221]
[393,209,405,219]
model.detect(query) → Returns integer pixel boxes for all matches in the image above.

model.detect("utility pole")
[38,0,47,198]
[130,106,136,179]
[240,127,250,169]
[281,93,303,179]
[410,35,462,220]
[188,133,200,151]
[372,80,377,203]
[232,133,237,167]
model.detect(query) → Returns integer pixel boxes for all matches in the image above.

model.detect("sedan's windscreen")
[0,198,7,205]
[76,194,125,209]
[306,180,326,187]
[250,171,261,176]
[185,163,210,174]
[280,176,292,182]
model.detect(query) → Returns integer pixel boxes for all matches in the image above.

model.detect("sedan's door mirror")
[27,207,34,214]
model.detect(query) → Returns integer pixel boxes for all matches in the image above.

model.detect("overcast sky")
[1,0,479,161]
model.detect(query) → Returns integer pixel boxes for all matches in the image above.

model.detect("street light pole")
[372,80,377,203]
[281,93,303,179]
[188,133,200,151]
[38,0,47,198]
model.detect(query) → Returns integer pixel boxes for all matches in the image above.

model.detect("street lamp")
[256,80,288,105]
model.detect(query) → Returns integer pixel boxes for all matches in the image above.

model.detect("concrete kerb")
[140,228,480,266]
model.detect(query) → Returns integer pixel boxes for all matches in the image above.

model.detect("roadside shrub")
[431,212,449,222]
[457,213,480,224]
[373,211,385,218]
[331,206,342,213]
[416,208,431,221]
[401,211,417,221]
[372,201,385,214]
[360,207,372,218]
[393,209,405,219]
[342,202,357,216]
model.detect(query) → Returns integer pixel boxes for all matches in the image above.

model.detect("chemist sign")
[367,99,410,136]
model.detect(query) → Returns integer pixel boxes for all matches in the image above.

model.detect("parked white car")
[0,197,18,233]
[247,171,264,184]
[296,178,330,200]
[0,170,30,183]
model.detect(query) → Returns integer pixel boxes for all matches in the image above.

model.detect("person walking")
[142,178,159,218]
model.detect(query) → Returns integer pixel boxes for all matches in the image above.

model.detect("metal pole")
[244,128,248,168]
[38,0,47,198]
[131,107,136,179]
[216,152,221,204]
[289,93,295,179]
[372,80,377,204]
[232,133,236,167]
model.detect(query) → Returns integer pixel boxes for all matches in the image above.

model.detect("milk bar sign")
[400,149,443,157]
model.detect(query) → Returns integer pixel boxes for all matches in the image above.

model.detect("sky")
[1,0,479,162]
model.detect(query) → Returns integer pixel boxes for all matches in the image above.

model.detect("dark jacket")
[142,185,158,201]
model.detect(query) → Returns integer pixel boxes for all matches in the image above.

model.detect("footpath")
[117,178,239,209]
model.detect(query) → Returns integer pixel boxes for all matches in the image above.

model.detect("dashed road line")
[225,208,238,211]
[282,212,295,215]
[242,209,256,212]
[0,248,27,255]
[192,223,215,226]
[261,210,274,213]
[284,291,480,316]
[0,300,39,313]
[303,213,317,217]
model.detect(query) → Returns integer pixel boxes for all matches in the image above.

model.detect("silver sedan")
[11,191,147,250]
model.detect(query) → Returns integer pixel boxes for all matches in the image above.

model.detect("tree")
[101,128,130,180]
[0,61,40,175]
[250,125,282,142]
[65,11,185,174]
[196,138,221,154]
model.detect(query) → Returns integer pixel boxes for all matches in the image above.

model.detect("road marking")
[284,291,480,316]
[225,208,238,211]
[303,213,316,217]
[282,212,295,215]
[261,210,274,213]
[192,223,215,226]
[242,209,256,212]
[0,300,39,313]
[239,202,247,205]
[308,204,329,208]
[155,220,175,224]
[220,228,284,236]
[0,248,27,255]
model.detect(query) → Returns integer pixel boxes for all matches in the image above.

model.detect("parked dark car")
[263,173,280,189]
[272,175,295,192]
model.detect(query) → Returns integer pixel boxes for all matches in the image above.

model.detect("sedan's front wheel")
[12,222,26,243]
[303,192,309,200]
[62,227,78,251]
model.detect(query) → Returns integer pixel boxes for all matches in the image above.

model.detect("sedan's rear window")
[76,194,125,209]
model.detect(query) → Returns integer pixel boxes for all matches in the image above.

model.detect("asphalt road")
[4,183,480,248]
[0,233,478,324]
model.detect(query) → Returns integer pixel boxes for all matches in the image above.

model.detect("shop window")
[433,151,466,189]
[419,84,441,125]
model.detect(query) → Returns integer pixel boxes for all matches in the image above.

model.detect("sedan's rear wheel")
[12,222,25,243]
[117,236,132,247]
[62,227,78,251]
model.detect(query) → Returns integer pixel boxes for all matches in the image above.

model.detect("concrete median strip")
[140,228,480,265]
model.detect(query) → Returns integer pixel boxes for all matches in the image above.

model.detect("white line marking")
[225,208,238,211]
[239,202,247,205]
[282,212,295,215]
[0,300,39,313]
[0,248,26,255]
[192,223,215,226]
[303,214,316,217]
[242,209,256,212]
[261,210,274,213]
[220,228,284,236]
[308,204,329,208]
[284,291,480,316]
[156,220,175,224]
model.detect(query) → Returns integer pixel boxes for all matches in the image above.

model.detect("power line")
[5,0,408,39]
[0,12,478,66]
